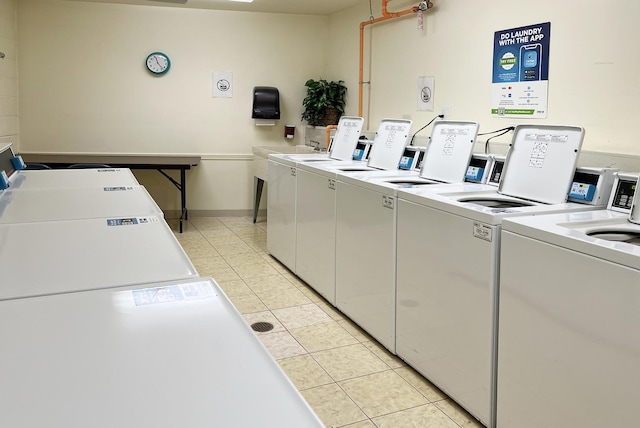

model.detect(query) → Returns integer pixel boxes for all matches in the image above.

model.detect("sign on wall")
[212,72,233,98]
[491,22,550,118]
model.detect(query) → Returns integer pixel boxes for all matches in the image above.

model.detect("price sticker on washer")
[473,222,493,242]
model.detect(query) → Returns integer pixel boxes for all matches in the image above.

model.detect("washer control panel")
[608,172,638,213]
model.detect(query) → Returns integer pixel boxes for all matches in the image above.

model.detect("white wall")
[16,0,640,215]
[17,0,329,214]
[0,0,18,148]
[329,0,640,161]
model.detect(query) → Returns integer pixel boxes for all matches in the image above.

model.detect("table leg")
[253,176,264,223]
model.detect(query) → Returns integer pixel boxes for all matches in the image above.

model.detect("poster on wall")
[491,22,550,118]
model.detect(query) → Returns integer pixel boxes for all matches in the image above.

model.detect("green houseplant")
[301,79,347,126]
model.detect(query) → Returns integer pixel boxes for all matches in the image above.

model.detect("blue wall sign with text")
[491,22,550,118]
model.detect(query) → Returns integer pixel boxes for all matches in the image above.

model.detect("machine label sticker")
[103,186,135,191]
[97,169,121,172]
[132,282,216,306]
[107,216,160,226]
[328,179,336,190]
[382,195,394,209]
[473,222,493,242]
[107,218,138,226]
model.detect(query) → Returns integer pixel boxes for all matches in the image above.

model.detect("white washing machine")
[266,116,364,272]
[0,186,162,224]
[0,277,324,427]
[332,121,480,353]
[8,168,139,190]
[497,172,640,428]
[394,125,614,428]
[293,119,412,305]
[0,214,197,300]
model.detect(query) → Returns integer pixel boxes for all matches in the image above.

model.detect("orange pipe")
[358,1,422,117]
[325,125,337,151]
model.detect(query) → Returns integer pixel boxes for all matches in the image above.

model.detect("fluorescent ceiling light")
[228,0,254,2]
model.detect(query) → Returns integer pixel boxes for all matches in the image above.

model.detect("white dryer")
[266,116,364,272]
[394,125,613,428]
[0,214,197,300]
[293,119,412,305]
[497,172,640,428]
[0,277,324,427]
[9,168,139,190]
[0,186,162,224]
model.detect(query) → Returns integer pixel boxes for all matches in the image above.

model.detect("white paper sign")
[417,76,434,111]
[212,72,233,98]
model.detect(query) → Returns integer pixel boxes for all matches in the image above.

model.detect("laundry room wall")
[0,0,18,149]
[328,0,640,167]
[17,0,329,215]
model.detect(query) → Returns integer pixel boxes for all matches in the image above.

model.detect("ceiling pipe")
[358,0,433,119]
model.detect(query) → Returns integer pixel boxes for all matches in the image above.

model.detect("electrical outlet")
[441,107,452,119]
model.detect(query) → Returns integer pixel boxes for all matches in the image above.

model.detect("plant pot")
[320,108,341,126]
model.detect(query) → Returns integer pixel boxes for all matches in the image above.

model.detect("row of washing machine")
[267,117,640,427]
[0,144,323,428]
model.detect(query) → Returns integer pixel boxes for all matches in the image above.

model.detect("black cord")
[409,114,444,146]
[477,126,513,136]
[484,127,513,154]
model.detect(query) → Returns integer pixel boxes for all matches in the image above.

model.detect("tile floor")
[169,215,484,428]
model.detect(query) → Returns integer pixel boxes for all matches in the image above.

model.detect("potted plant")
[301,79,347,126]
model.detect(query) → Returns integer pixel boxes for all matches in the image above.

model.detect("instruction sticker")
[132,282,216,306]
[106,216,159,226]
[103,186,135,191]
[473,222,493,242]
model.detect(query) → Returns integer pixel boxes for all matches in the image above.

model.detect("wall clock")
[146,52,170,75]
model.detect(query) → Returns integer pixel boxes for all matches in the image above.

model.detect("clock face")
[146,52,170,75]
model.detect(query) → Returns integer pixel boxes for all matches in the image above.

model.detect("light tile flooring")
[169,216,484,428]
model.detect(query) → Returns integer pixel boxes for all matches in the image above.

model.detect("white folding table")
[0,277,324,427]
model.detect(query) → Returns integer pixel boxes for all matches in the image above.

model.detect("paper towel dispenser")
[252,86,280,120]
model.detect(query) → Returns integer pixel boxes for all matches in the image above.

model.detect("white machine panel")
[495,174,640,428]
[0,186,162,224]
[366,119,413,170]
[295,167,337,304]
[0,215,197,300]
[420,121,479,182]
[328,116,365,160]
[335,181,396,352]
[266,157,297,271]
[0,278,324,427]
[499,124,585,204]
[9,168,139,190]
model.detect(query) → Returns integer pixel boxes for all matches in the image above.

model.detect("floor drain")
[251,321,274,332]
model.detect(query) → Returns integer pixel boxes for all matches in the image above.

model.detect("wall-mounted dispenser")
[252,86,280,121]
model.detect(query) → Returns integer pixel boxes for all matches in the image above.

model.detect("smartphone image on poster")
[519,43,542,81]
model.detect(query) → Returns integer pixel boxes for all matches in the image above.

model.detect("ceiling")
[73,0,366,15]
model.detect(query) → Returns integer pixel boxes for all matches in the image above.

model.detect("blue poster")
[491,22,550,118]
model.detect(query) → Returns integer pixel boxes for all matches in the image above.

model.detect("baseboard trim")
[163,209,267,219]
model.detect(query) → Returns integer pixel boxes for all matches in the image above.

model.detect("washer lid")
[498,124,585,204]
[419,121,479,183]
[328,116,365,161]
[366,118,413,170]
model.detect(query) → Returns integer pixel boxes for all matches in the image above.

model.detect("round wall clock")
[145,52,170,75]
